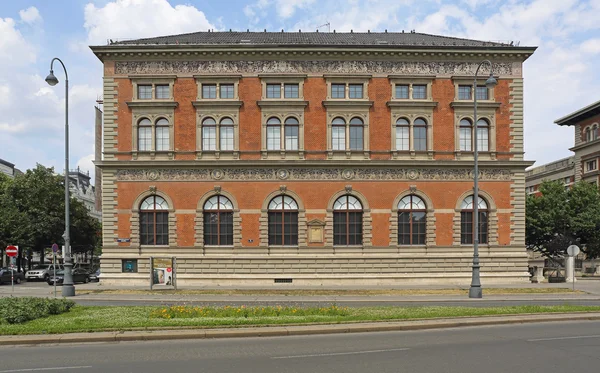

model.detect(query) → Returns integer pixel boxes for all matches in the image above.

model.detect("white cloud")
[83,0,215,45]
[581,39,600,54]
[19,7,41,25]
[275,0,316,19]
[0,17,36,68]
[76,154,96,179]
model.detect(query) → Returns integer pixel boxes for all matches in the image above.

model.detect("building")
[525,156,574,196]
[556,99,600,185]
[91,31,536,286]
[68,167,102,221]
[0,158,22,178]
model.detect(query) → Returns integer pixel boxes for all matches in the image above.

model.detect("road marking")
[528,335,600,342]
[0,366,92,372]
[272,348,410,359]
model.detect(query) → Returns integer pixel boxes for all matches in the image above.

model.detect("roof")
[555,99,600,126]
[108,31,520,48]
[0,158,15,168]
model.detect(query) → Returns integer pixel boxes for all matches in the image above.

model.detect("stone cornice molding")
[450,101,501,109]
[192,100,243,108]
[113,60,519,76]
[258,73,307,78]
[323,74,372,79]
[193,74,242,80]
[114,167,514,182]
[388,74,436,80]
[387,101,438,108]
[451,75,500,81]
[257,100,309,108]
[128,74,177,79]
[322,100,374,108]
[126,101,179,108]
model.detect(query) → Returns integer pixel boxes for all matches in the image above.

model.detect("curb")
[2,312,600,346]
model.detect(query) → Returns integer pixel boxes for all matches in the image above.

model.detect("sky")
[1,0,599,181]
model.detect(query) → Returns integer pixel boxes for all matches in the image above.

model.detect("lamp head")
[45,70,59,86]
[485,73,497,89]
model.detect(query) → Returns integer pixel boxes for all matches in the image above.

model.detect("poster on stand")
[150,257,176,290]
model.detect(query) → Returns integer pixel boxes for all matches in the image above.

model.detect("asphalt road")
[1,320,599,372]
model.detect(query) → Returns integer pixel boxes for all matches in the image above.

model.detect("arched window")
[459,118,473,151]
[349,117,364,150]
[333,195,363,245]
[332,117,346,150]
[138,118,152,151]
[266,117,281,150]
[268,195,298,245]
[140,195,169,246]
[477,119,489,152]
[202,117,217,151]
[203,195,233,246]
[594,125,599,141]
[155,118,169,151]
[398,195,426,245]
[585,127,592,142]
[413,118,427,151]
[460,195,488,245]
[219,117,234,151]
[284,117,299,150]
[395,118,409,151]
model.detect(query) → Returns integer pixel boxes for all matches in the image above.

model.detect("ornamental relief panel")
[116,168,512,182]
[115,61,514,76]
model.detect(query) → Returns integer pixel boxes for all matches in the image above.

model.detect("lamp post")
[45,58,75,297]
[469,60,497,299]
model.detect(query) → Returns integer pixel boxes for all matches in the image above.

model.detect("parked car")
[0,268,25,285]
[47,268,90,285]
[88,269,100,282]
[26,264,63,281]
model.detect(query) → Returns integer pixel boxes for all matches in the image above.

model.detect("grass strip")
[77,287,581,296]
[1,304,599,335]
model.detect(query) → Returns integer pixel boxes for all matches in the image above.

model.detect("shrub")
[0,297,75,324]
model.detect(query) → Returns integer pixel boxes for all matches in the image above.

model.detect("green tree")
[526,180,600,259]
[0,165,101,266]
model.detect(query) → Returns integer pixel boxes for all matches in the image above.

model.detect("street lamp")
[469,60,497,299]
[45,58,75,297]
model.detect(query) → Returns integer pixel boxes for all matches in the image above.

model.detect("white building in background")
[0,158,22,178]
[68,167,102,221]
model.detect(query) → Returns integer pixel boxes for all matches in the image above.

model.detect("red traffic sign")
[6,246,18,257]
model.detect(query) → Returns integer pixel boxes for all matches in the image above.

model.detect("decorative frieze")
[116,167,512,182]
[115,60,514,76]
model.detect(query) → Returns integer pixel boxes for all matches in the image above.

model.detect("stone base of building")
[99,245,530,287]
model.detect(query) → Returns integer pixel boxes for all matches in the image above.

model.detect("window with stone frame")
[586,159,597,172]
[476,119,490,151]
[329,81,368,100]
[333,195,363,246]
[459,118,473,151]
[458,85,472,100]
[266,83,281,99]
[349,117,364,150]
[413,118,427,151]
[220,84,234,99]
[140,195,169,246]
[136,117,172,152]
[412,85,427,100]
[155,118,170,151]
[459,118,490,152]
[268,195,299,246]
[219,118,235,151]
[284,83,299,98]
[266,117,282,150]
[395,118,410,151]
[131,77,174,102]
[202,117,217,151]
[137,118,152,151]
[332,117,346,151]
[137,85,152,100]
[348,84,364,99]
[397,195,427,245]
[203,195,234,246]
[395,84,410,99]
[284,117,299,150]
[460,195,488,245]
[390,79,432,101]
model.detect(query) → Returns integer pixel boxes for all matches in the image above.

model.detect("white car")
[25,264,63,281]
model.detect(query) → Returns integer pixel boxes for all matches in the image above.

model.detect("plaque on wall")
[309,226,323,243]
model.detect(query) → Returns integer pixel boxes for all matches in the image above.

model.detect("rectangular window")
[476,86,489,100]
[586,160,597,172]
[348,84,363,99]
[333,212,347,245]
[461,211,473,244]
[395,84,409,99]
[349,126,363,150]
[398,212,411,245]
[138,127,152,151]
[285,126,299,150]
[413,126,427,151]
[138,85,152,100]
[121,259,138,273]
[283,212,299,246]
[565,177,571,184]
[155,212,169,245]
[220,84,234,99]
[202,126,216,151]
[284,84,299,98]
[202,84,217,99]
[220,126,234,151]
[267,126,281,150]
[477,127,489,151]
[412,85,427,99]
[412,212,426,245]
[266,83,281,98]
[268,212,283,245]
[331,83,345,99]
[155,85,170,99]
[460,128,472,151]
[155,126,170,151]
[458,85,472,100]
[396,126,409,151]
[332,126,346,150]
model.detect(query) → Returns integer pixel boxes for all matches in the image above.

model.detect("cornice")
[451,75,500,81]
[450,101,502,109]
[192,100,243,108]
[388,74,436,80]
[128,74,177,79]
[258,73,307,78]
[323,74,372,79]
[257,100,309,107]
[387,101,438,108]
[193,74,242,80]
[126,101,179,108]
[322,100,374,108]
